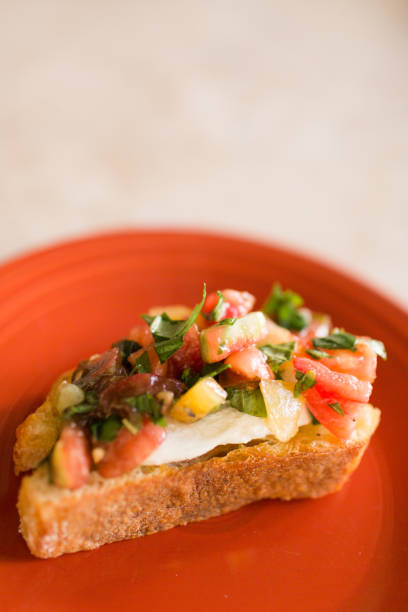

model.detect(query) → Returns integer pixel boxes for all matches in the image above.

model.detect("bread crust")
[18,432,371,558]
[14,372,72,475]
[14,369,380,559]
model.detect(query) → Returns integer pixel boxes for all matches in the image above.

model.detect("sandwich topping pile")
[37,284,386,490]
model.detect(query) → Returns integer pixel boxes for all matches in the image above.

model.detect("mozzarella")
[142,404,311,465]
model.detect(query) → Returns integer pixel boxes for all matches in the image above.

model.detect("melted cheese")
[142,404,311,466]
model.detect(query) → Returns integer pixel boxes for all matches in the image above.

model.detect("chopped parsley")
[262,283,307,331]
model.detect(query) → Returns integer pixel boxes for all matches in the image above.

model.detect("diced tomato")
[97,419,166,478]
[128,319,154,347]
[51,424,91,490]
[128,345,168,376]
[203,289,255,322]
[225,347,273,381]
[293,356,372,402]
[304,387,364,440]
[318,342,377,383]
[166,324,203,378]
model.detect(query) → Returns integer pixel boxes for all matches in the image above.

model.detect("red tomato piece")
[225,347,273,381]
[52,424,91,490]
[98,419,166,479]
[203,289,255,322]
[304,387,364,440]
[293,356,372,402]
[128,319,154,347]
[166,324,203,378]
[318,342,377,383]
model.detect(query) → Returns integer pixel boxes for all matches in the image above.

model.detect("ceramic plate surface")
[0,230,407,612]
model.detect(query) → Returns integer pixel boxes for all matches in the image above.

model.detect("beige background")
[1,0,407,305]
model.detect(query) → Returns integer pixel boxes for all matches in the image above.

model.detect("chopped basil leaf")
[359,338,387,360]
[305,348,331,360]
[181,367,200,388]
[311,413,321,425]
[259,342,295,375]
[129,349,151,374]
[204,290,225,322]
[313,331,356,351]
[200,362,231,378]
[154,337,185,363]
[328,401,344,416]
[181,363,231,389]
[216,317,237,326]
[111,339,142,367]
[98,415,122,441]
[123,393,164,424]
[294,370,316,397]
[142,284,206,363]
[63,402,95,417]
[226,385,267,418]
[262,283,307,331]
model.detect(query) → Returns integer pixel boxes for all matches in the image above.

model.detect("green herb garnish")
[328,401,344,416]
[200,362,231,378]
[216,317,237,326]
[98,415,122,441]
[111,339,142,366]
[262,283,307,331]
[226,385,267,418]
[129,349,151,374]
[123,393,165,425]
[294,370,316,397]
[305,348,331,360]
[181,363,231,388]
[313,331,356,351]
[204,290,225,322]
[142,284,206,363]
[259,341,295,375]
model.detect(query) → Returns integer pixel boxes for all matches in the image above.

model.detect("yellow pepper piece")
[169,377,227,423]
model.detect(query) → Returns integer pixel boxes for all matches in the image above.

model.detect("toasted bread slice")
[17,403,379,558]
[14,372,72,475]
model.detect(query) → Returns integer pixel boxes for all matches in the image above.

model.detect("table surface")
[1,0,407,306]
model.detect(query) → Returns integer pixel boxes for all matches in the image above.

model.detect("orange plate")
[0,230,407,611]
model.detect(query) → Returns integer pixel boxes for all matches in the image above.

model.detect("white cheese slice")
[142,404,311,465]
